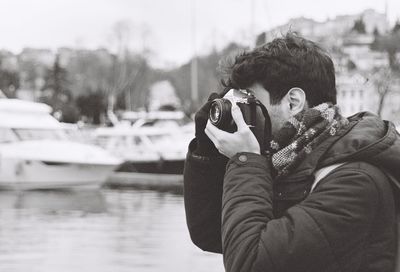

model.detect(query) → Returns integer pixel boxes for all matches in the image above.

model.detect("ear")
[287,88,306,115]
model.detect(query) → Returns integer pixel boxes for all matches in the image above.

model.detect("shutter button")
[238,154,248,162]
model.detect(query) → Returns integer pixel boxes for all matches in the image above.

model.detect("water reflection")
[0,189,224,272]
[0,190,107,213]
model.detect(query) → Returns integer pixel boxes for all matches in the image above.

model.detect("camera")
[208,89,270,152]
[209,89,256,132]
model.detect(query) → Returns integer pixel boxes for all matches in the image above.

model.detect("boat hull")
[116,159,184,175]
[0,160,116,190]
[106,159,184,189]
[107,172,182,188]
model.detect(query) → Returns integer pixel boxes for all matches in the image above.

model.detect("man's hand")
[205,103,260,158]
[194,93,223,157]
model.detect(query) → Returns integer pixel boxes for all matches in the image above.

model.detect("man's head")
[223,32,337,134]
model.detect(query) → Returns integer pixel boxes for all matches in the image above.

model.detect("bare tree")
[371,30,400,71]
[370,67,398,117]
[106,20,152,112]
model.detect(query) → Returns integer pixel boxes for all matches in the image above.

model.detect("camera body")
[208,89,268,152]
[209,89,256,133]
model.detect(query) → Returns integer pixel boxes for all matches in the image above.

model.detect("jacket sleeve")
[183,139,228,253]
[222,154,381,272]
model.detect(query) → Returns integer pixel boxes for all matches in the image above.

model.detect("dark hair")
[222,32,337,106]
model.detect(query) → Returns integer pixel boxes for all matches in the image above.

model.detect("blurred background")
[0,0,399,271]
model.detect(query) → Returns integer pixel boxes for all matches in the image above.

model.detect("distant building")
[336,71,400,124]
[57,47,75,67]
[0,50,18,71]
[342,33,388,70]
[336,72,376,116]
[19,48,55,68]
[380,79,400,124]
[262,9,389,44]
[17,48,54,92]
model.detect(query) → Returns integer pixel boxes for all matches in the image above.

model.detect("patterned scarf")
[270,103,348,177]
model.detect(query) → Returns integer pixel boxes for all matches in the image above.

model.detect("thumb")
[231,103,248,131]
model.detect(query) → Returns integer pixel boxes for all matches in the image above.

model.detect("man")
[184,33,400,272]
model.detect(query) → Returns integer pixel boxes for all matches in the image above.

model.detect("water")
[0,189,224,272]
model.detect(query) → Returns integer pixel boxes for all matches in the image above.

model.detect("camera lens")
[209,101,222,124]
[209,99,233,130]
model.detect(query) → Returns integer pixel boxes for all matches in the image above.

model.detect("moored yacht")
[93,111,194,187]
[95,126,190,173]
[0,99,121,190]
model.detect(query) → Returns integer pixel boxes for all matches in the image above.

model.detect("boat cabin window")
[112,136,128,148]
[13,129,68,141]
[0,128,18,143]
[141,120,181,128]
[132,136,142,145]
[148,134,172,144]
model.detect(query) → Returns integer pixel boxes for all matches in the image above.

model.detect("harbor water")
[0,188,224,272]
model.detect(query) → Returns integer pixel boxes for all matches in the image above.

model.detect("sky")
[0,0,399,68]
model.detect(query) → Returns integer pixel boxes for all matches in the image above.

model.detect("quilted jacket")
[184,112,400,272]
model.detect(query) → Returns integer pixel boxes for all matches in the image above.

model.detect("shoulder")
[324,161,390,187]
[315,161,393,201]
[302,162,389,228]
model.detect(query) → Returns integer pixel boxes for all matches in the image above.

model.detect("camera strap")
[247,96,257,129]
[255,101,272,156]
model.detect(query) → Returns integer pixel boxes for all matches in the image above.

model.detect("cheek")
[268,106,286,135]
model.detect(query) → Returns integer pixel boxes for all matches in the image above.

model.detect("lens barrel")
[209,99,234,130]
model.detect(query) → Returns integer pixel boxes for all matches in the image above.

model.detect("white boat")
[94,111,194,187]
[0,99,122,190]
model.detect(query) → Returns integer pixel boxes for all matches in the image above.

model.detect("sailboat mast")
[190,0,198,109]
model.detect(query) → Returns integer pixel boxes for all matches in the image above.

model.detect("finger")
[205,123,218,145]
[205,120,231,140]
[205,120,226,148]
[206,120,222,138]
[205,122,231,157]
[231,103,248,131]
